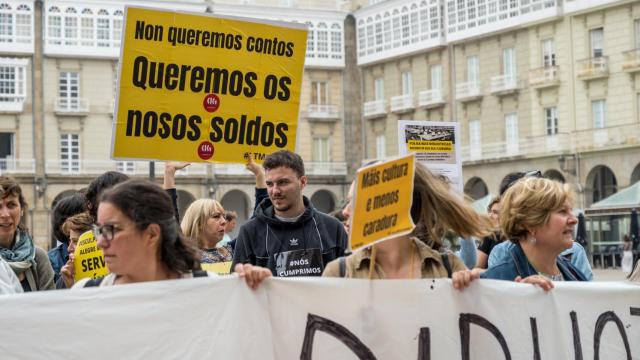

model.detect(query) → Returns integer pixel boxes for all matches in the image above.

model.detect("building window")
[330,23,341,59]
[502,47,516,79]
[80,9,93,46]
[375,134,386,159]
[374,77,384,101]
[96,9,110,47]
[113,10,123,47]
[590,28,603,58]
[0,62,26,104]
[64,7,78,46]
[311,81,328,106]
[0,4,13,41]
[505,113,518,154]
[545,107,558,135]
[467,56,479,83]
[48,6,62,45]
[59,71,79,110]
[592,100,606,129]
[469,120,481,158]
[60,133,79,173]
[430,65,442,90]
[317,23,328,58]
[312,137,330,162]
[401,71,412,95]
[635,19,640,49]
[116,161,134,173]
[0,132,13,170]
[541,39,555,67]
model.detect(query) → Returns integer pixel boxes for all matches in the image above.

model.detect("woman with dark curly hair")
[0,176,54,291]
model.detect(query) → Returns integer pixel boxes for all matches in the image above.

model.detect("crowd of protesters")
[1,150,639,295]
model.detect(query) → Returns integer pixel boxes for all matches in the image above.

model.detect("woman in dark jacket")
[480,177,587,289]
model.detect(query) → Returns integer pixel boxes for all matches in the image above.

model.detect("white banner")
[1,278,638,359]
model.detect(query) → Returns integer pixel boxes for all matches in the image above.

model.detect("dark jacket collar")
[255,196,316,227]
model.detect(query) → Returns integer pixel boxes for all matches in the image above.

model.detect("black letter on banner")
[529,318,540,360]
[459,313,511,360]
[132,56,148,90]
[593,311,632,360]
[570,311,583,360]
[417,327,430,360]
[300,313,376,360]
[631,307,640,316]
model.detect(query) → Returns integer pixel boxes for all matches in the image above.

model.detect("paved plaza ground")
[592,268,633,282]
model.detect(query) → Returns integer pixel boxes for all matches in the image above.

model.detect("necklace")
[537,271,563,281]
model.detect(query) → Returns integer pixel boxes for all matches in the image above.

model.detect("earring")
[529,235,537,245]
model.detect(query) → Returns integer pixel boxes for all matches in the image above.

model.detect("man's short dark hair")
[85,171,130,219]
[499,170,542,196]
[263,150,305,177]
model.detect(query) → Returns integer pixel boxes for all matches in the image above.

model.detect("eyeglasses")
[93,223,118,243]
[506,170,543,190]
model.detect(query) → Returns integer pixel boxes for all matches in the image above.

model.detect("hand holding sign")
[350,154,416,251]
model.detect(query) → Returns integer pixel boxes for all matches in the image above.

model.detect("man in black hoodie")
[232,151,348,277]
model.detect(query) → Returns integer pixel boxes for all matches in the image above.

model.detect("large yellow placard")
[112,7,307,163]
[73,230,109,282]
[350,154,416,251]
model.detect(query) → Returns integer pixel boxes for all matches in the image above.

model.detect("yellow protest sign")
[201,261,232,275]
[73,230,109,282]
[349,154,416,251]
[112,7,307,163]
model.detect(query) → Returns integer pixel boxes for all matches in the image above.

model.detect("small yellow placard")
[201,262,232,275]
[112,7,307,163]
[349,154,416,251]
[73,230,109,282]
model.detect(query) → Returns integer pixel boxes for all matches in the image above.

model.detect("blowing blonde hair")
[411,163,491,250]
[500,177,574,242]
[180,199,225,248]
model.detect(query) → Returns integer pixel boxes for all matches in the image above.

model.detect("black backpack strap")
[440,252,452,279]
[339,257,346,278]
[192,269,209,278]
[83,276,105,287]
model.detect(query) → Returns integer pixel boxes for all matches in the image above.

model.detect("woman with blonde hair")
[323,162,490,283]
[181,199,233,265]
[479,177,587,289]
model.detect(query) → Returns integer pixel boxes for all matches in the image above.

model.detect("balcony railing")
[45,160,208,176]
[418,89,445,108]
[306,162,347,176]
[490,74,518,95]
[390,94,415,113]
[622,49,640,72]
[54,98,89,114]
[212,163,249,176]
[363,99,386,118]
[456,81,482,101]
[0,158,35,174]
[307,104,340,120]
[577,56,609,80]
[0,95,27,113]
[529,66,560,88]
[571,123,640,152]
[461,133,571,162]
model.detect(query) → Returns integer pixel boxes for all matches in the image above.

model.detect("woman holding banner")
[73,180,270,289]
[0,176,54,291]
[473,177,588,288]
[323,163,490,281]
[181,199,234,266]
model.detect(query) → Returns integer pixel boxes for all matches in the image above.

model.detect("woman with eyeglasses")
[74,180,269,289]
[474,177,588,289]
[0,176,55,292]
[181,199,233,266]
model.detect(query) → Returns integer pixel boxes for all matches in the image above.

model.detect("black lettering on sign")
[529,318,540,360]
[570,311,583,360]
[417,327,430,360]
[134,21,163,41]
[300,313,376,360]
[631,307,640,316]
[593,311,632,360]
[459,313,511,360]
